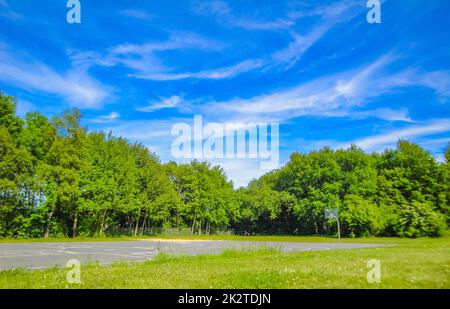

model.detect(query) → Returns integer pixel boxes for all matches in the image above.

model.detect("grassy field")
[0,235,449,288]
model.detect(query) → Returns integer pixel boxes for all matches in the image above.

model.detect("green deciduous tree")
[0,91,448,239]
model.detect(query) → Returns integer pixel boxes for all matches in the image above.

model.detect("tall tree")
[39,109,86,237]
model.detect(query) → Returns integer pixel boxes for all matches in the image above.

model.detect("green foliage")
[0,92,448,238]
[0,93,23,137]
[393,202,447,237]
[238,142,448,237]
[0,92,238,237]
[340,195,384,237]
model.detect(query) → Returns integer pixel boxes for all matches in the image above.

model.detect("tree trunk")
[284,216,291,234]
[100,209,107,235]
[140,213,147,236]
[191,213,197,235]
[134,216,140,236]
[44,210,54,238]
[72,212,78,238]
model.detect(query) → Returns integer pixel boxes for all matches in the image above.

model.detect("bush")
[340,195,384,237]
[394,202,447,237]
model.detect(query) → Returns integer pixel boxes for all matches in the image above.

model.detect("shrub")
[394,202,447,237]
[340,195,384,237]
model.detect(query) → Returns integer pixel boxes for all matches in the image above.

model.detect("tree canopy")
[0,92,448,238]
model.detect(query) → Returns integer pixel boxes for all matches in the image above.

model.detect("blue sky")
[1,0,450,187]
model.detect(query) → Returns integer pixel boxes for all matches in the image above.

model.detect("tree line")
[1,92,449,238]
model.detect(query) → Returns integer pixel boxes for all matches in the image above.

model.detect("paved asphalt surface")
[0,240,388,270]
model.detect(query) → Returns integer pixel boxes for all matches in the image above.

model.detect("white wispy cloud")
[103,120,173,141]
[193,0,362,33]
[186,0,364,77]
[0,46,112,109]
[136,96,183,112]
[272,1,363,68]
[15,99,36,117]
[69,32,228,80]
[419,71,450,100]
[283,121,450,164]
[110,32,224,55]
[0,0,24,20]
[99,119,178,159]
[351,108,414,122]
[74,32,264,82]
[191,53,450,124]
[68,32,224,73]
[193,0,294,30]
[132,59,264,81]
[348,119,450,152]
[68,1,363,82]
[416,137,450,151]
[1,10,23,20]
[90,112,121,123]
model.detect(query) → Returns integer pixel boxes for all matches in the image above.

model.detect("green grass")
[144,234,413,244]
[0,235,449,288]
[0,233,443,244]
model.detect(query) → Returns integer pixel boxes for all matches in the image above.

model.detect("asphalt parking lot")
[0,240,388,270]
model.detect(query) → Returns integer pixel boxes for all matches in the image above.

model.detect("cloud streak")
[0,46,112,109]
[69,32,231,81]
[349,119,450,152]
[0,0,24,20]
[193,0,294,30]
[272,1,364,69]
[69,0,365,83]
[136,96,184,112]
[90,112,121,123]
[132,59,264,81]
[188,54,450,123]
